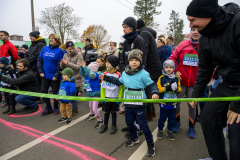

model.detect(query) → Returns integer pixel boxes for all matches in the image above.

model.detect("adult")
[169,27,200,139]
[157,35,172,58]
[167,36,176,52]
[118,17,145,73]
[22,45,28,54]
[37,34,65,116]
[107,42,119,57]
[137,19,162,121]
[60,41,84,115]
[2,59,40,113]
[0,31,19,69]
[157,38,168,70]
[82,39,98,65]
[183,33,190,41]
[187,1,240,159]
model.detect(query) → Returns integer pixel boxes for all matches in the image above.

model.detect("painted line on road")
[0,108,101,160]
[128,121,167,160]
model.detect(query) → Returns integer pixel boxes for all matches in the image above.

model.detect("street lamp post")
[31,0,35,31]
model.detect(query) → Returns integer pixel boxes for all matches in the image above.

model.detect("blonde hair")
[49,34,62,47]
[158,37,167,45]
[60,41,75,50]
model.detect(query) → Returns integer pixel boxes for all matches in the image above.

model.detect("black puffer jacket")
[138,26,162,82]
[192,3,240,113]
[82,44,98,65]
[25,38,46,70]
[2,68,40,92]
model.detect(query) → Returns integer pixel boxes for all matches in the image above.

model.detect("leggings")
[176,85,196,127]
[89,101,101,121]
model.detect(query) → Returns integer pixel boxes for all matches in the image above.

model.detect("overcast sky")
[0,0,238,43]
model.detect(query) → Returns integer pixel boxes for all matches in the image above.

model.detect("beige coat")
[60,49,84,88]
[107,47,119,57]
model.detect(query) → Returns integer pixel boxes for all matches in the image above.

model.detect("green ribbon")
[0,88,240,103]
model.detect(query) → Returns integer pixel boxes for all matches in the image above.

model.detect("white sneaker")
[223,127,227,138]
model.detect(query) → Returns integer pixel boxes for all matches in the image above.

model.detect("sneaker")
[125,138,139,147]
[223,127,227,138]
[188,126,196,139]
[54,108,59,115]
[172,121,181,133]
[65,118,73,125]
[166,131,175,141]
[58,117,68,123]
[41,108,53,116]
[28,105,39,113]
[95,120,103,128]
[147,143,155,157]
[137,129,143,136]
[110,125,117,134]
[38,99,45,104]
[157,131,163,140]
[99,124,108,133]
[121,127,129,132]
[119,111,124,114]
[86,114,96,121]
[3,107,10,114]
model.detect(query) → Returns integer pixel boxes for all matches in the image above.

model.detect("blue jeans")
[72,87,79,110]
[125,106,153,144]
[15,95,38,109]
[158,107,176,131]
[212,76,222,91]
[199,86,209,112]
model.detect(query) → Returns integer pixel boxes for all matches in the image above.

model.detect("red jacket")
[169,40,198,87]
[0,40,19,61]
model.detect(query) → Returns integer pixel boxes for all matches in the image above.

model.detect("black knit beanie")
[137,19,145,29]
[22,45,28,50]
[29,31,40,39]
[186,0,219,18]
[106,55,119,68]
[122,17,137,31]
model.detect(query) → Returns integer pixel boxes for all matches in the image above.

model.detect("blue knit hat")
[0,57,9,66]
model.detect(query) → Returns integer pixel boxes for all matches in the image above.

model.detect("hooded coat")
[107,47,119,57]
[60,49,84,88]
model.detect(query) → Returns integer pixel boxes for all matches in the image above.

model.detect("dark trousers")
[158,107,176,131]
[201,82,240,160]
[125,106,153,144]
[33,69,42,87]
[41,77,60,109]
[145,88,155,114]
[199,86,209,113]
[15,95,38,109]
[3,92,15,107]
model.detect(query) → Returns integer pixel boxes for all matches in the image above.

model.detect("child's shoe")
[147,143,155,157]
[166,131,175,141]
[188,126,196,139]
[65,118,73,125]
[54,108,59,115]
[58,117,68,123]
[99,124,108,133]
[41,108,53,116]
[110,125,117,134]
[157,131,163,140]
[125,138,139,147]
[3,106,10,114]
[95,120,103,128]
[85,114,96,121]
[172,121,181,133]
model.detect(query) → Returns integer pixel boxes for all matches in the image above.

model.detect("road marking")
[0,108,101,160]
[128,121,167,160]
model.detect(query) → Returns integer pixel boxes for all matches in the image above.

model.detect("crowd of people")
[0,0,240,159]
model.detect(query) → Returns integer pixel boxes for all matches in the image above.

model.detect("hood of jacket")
[138,26,157,39]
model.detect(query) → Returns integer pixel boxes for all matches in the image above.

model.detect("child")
[100,49,159,157]
[99,55,123,134]
[80,61,103,128]
[96,57,107,75]
[0,57,17,115]
[157,60,181,140]
[57,67,76,125]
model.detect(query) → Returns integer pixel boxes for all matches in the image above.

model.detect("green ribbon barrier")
[0,88,240,103]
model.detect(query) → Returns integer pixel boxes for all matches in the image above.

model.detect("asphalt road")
[0,92,229,160]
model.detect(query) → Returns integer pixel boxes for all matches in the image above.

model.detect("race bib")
[83,83,92,91]
[163,91,177,99]
[183,54,198,66]
[102,81,116,90]
[124,91,143,105]
[59,89,66,96]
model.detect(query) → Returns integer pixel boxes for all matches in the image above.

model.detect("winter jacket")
[0,66,17,89]
[157,75,181,108]
[58,79,76,104]
[60,49,84,88]
[119,35,146,73]
[167,45,173,59]
[1,68,40,92]
[0,40,19,69]
[82,44,98,66]
[25,37,46,70]
[138,26,162,82]
[103,69,159,109]
[157,46,168,70]
[191,3,240,114]
[107,47,119,57]
[169,40,199,87]
[37,45,65,80]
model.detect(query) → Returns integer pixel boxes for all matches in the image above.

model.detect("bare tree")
[38,3,82,43]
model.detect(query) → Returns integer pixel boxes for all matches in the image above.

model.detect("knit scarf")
[125,64,143,75]
[123,30,138,44]
[162,71,176,79]
[98,63,107,72]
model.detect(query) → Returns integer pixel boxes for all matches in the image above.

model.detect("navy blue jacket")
[157,45,168,70]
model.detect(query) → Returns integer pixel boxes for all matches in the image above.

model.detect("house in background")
[9,34,23,41]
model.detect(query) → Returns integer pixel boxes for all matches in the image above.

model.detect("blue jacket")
[157,46,168,70]
[58,79,76,104]
[167,45,172,59]
[37,45,65,80]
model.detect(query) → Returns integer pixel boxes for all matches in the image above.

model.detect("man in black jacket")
[2,59,40,113]
[137,19,162,121]
[82,39,98,66]
[187,0,240,159]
